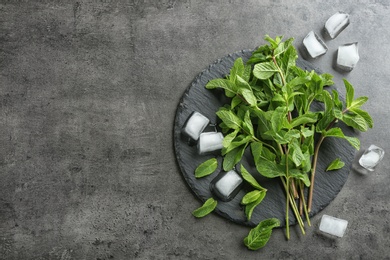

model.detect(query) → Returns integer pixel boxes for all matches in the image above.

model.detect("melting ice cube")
[210,170,243,201]
[319,214,348,238]
[303,31,328,58]
[197,132,224,154]
[337,42,359,71]
[181,111,210,141]
[359,145,385,171]
[325,12,350,39]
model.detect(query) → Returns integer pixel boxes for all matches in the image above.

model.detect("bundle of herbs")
[192,35,373,250]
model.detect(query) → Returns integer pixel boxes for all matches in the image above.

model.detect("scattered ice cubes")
[197,132,224,155]
[337,42,359,71]
[210,169,243,201]
[358,145,385,171]
[303,31,328,58]
[182,111,210,141]
[325,12,350,39]
[319,214,348,238]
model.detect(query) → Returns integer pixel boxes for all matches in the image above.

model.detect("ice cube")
[337,42,359,71]
[210,170,243,201]
[359,145,385,171]
[181,111,210,141]
[197,132,224,154]
[319,214,348,238]
[303,31,328,58]
[325,12,350,39]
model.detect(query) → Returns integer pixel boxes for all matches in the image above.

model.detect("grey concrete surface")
[0,1,389,259]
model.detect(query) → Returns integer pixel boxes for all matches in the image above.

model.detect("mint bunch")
[192,35,373,249]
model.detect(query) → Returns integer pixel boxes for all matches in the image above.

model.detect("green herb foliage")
[203,35,373,247]
[244,218,280,250]
[195,158,218,178]
[192,198,218,218]
[326,158,345,171]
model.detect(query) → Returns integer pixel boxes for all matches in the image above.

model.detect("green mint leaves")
[195,158,218,178]
[191,35,373,250]
[326,158,345,171]
[192,198,218,218]
[244,218,280,250]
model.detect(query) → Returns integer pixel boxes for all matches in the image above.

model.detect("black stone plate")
[173,50,356,227]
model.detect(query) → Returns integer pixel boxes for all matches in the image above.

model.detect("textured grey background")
[0,1,389,259]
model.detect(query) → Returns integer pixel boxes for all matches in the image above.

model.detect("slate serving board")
[173,49,356,227]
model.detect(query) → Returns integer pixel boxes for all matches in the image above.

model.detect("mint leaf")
[289,169,310,187]
[230,58,245,83]
[256,159,286,178]
[244,192,266,221]
[223,144,247,171]
[192,198,218,218]
[253,62,279,80]
[342,112,369,132]
[195,158,218,178]
[240,164,265,190]
[350,107,374,128]
[241,190,262,205]
[216,109,242,130]
[244,218,280,250]
[323,127,360,150]
[326,158,345,171]
[344,79,354,108]
[206,78,237,97]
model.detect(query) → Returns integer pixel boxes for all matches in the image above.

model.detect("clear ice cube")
[337,42,359,71]
[325,12,350,39]
[359,145,385,171]
[182,111,210,141]
[319,214,348,238]
[210,169,243,201]
[303,31,328,58]
[197,132,224,154]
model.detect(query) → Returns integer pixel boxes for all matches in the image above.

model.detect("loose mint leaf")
[195,158,218,178]
[216,109,242,130]
[240,164,265,190]
[192,198,218,218]
[244,191,266,221]
[244,218,280,250]
[241,190,262,205]
[326,158,345,171]
[253,62,279,80]
[206,78,237,97]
